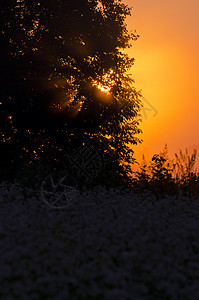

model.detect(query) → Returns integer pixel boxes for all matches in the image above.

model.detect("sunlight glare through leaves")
[93,69,116,94]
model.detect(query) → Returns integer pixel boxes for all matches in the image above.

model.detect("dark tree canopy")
[0,0,142,182]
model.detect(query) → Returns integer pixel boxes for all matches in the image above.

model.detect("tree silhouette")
[0,0,142,182]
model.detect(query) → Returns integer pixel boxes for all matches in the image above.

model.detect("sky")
[123,0,199,167]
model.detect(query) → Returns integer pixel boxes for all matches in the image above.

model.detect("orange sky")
[124,0,199,166]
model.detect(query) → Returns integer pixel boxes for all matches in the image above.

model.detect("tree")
[0,0,142,182]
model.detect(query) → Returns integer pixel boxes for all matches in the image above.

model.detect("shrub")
[133,145,199,198]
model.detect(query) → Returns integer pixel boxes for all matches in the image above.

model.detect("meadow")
[0,147,199,299]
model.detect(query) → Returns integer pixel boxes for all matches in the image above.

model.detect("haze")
[124,0,199,166]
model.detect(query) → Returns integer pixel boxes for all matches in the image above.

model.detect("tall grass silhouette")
[133,145,199,199]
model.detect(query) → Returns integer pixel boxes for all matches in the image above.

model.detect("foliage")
[0,0,142,181]
[133,145,199,199]
[134,154,150,189]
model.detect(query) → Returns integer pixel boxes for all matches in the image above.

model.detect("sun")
[93,69,115,94]
[94,82,111,93]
